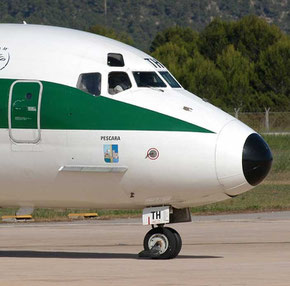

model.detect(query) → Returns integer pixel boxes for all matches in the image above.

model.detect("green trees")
[255,38,290,110]
[150,26,199,53]
[199,18,233,61]
[89,25,134,46]
[231,15,283,62]
[216,45,255,110]
[151,16,290,111]
[186,54,227,109]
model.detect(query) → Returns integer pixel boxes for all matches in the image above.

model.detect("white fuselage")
[0,24,260,210]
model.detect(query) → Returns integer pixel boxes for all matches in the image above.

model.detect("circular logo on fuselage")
[146,148,160,160]
[0,47,10,70]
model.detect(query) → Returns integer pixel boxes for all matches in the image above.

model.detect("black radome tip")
[242,133,273,186]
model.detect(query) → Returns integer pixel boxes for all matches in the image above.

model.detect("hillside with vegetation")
[0,0,289,50]
[0,1,289,112]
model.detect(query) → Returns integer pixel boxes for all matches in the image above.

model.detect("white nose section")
[215,120,253,196]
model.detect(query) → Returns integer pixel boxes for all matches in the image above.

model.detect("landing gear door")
[8,80,43,144]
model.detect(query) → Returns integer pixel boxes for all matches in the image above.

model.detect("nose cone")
[242,134,273,186]
[215,120,272,196]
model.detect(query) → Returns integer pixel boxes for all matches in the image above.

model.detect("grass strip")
[191,184,290,215]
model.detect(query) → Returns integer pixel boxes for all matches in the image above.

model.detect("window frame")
[107,53,125,67]
[108,71,132,95]
[132,71,167,88]
[159,71,182,88]
[76,72,102,96]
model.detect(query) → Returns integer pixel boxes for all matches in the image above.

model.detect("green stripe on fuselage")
[0,79,214,133]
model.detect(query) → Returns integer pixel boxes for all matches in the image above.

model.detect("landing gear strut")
[139,226,182,259]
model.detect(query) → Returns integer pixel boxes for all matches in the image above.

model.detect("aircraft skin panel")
[0,128,226,209]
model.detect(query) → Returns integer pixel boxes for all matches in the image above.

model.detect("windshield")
[159,71,181,88]
[77,73,101,96]
[108,72,132,95]
[133,72,167,88]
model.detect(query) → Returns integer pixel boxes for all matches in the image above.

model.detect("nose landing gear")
[139,226,182,259]
[139,206,190,259]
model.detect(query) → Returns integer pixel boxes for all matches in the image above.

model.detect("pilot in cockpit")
[108,72,131,95]
[79,73,101,96]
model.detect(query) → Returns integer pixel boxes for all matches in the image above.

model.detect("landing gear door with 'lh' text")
[142,206,170,225]
[8,80,43,143]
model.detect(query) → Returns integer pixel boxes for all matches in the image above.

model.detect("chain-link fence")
[230,111,290,133]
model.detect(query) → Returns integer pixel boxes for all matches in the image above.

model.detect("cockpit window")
[77,73,101,96]
[108,72,132,95]
[133,72,167,88]
[107,53,124,67]
[159,71,181,88]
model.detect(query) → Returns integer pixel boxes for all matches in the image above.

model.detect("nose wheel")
[139,227,182,259]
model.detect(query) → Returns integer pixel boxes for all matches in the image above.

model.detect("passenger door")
[8,80,43,143]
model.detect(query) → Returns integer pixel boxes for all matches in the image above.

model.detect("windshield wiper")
[143,84,164,92]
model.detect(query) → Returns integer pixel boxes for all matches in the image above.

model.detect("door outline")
[8,80,43,144]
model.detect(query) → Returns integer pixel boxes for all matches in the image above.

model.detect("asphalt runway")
[0,212,290,285]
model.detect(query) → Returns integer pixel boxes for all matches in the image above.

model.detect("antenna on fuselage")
[104,0,107,24]
[104,0,107,16]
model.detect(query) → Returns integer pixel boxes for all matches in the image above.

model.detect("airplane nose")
[215,120,272,196]
[242,133,273,186]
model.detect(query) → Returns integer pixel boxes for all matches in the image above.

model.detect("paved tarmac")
[0,211,290,285]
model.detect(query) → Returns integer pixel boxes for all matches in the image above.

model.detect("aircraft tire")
[166,227,182,258]
[143,227,177,259]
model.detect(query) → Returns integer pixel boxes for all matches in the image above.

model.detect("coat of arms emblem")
[103,144,119,163]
